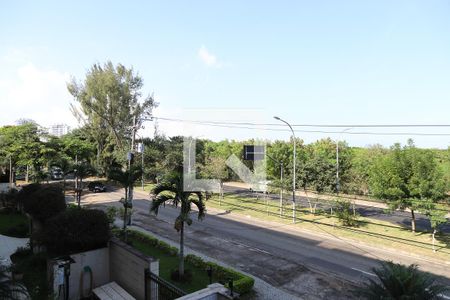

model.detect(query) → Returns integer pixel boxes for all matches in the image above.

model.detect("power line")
[154,117,450,128]
[153,117,450,137]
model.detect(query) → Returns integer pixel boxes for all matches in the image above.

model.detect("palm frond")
[150,194,175,215]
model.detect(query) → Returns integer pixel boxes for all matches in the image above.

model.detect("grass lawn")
[129,236,218,294]
[207,194,450,261]
[0,209,29,237]
[135,182,157,193]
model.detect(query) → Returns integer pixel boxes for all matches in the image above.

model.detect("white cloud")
[198,45,222,68]
[0,63,77,128]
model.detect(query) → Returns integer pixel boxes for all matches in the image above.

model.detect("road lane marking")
[351,267,376,277]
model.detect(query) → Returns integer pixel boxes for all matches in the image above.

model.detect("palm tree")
[51,158,73,195]
[108,166,142,231]
[150,172,206,277]
[360,261,448,299]
[0,265,27,299]
[73,163,94,207]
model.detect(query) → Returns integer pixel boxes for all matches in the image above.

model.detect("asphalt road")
[222,186,450,233]
[81,189,450,299]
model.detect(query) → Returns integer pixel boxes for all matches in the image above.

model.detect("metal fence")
[144,269,187,300]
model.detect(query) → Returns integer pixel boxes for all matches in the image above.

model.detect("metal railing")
[144,269,187,300]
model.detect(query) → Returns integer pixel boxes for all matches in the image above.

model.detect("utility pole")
[274,116,296,223]
[141,143,145,191]
[9,155,13,188]
[127,116,137,226]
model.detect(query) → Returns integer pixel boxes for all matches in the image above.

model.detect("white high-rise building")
[48,124,71,137]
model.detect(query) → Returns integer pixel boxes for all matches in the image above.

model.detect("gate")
[144,269,187,300]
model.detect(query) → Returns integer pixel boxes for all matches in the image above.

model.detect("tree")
[108,166,142,231]
[150,172,206,277]
[50,158,73,195]
[369,142,446,232]
[0,265,27,299]
[426,206,448,252]
[334,199,359,227]
[42,208,110,255]
[200,156,228,200]
[0,123,50,182]
[22,185,66,223]
[73,163,95,207]
[359,261,448,299]
[68,61,157,172]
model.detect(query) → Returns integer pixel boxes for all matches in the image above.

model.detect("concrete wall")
[49,247,110,300]
[109,238,159,300]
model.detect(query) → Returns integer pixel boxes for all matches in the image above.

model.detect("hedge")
[42,208,110,255]
[185,254,254,294]
[122,229,254,294]
[124,229,179,256]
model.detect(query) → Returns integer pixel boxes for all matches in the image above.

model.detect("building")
[48,124,71,137]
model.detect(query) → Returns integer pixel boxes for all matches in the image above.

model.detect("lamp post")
[274,116,296,223]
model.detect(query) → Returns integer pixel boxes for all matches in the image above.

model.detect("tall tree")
[369,141,446,232]
[68,61,157,172]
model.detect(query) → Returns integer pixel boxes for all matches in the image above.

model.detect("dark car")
[88,181,107,193]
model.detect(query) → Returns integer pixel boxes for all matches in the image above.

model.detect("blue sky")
[1,1,450,148]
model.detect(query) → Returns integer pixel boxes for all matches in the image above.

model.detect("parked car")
[50,168,63,180]
[88,181,107,193]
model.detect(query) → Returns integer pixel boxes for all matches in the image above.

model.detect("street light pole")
[274,116,296,223]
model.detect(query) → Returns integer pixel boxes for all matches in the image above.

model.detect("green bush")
[127,230,178,256]
[42,208,110,255]
[334,199,359,227]
[5,222,28,238]
[21,184,66,222]
[106,206,118,227]
[184,252,254,294]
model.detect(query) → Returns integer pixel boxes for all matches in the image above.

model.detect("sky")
[1,1,450,148]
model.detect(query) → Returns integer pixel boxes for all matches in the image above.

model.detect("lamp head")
[273,116,280,120]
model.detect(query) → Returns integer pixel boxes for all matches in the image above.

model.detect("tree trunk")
[179,221,185,276]
[411,209,416,232]
[432,228,436,252]
[123,188,128,230]
[25,165,29,183]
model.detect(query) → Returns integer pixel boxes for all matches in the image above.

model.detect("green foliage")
[359,261,448,299]
[42,208,110,255]
[151,172,206,232]
[68,61,157,172]
[0,209,29,237]
[106,206,118,227]
[127,230,178,256]
[369,142,446,231]
[184,254,255,294]
[0,188,19,210]
[21,184,66,222]
[10,249,48,300]
[334,199,359,227]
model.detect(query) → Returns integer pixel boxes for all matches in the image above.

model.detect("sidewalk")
[0,234,28,266]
